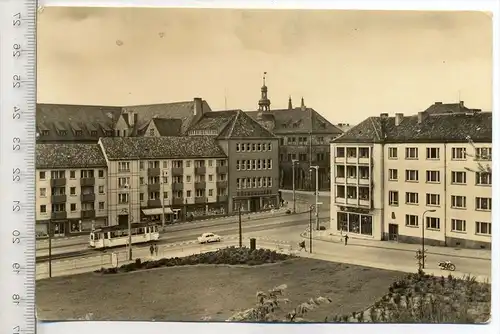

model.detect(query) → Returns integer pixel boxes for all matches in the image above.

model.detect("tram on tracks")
[89,222,160,249]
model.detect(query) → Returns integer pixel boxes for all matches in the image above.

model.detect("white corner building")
[330,102,492,249]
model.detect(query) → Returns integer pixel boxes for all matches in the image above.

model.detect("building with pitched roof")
[187,109,280,213]
[36,98,211,142]
[246,74,345,192]
[36,144,108,237]
[330,104,492,249]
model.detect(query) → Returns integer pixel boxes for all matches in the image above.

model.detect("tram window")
[139,228,145,234]
[153,226,157,232]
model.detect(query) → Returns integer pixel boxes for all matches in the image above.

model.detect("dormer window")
[57,130,67,136]
[91,131,98,136]
[41,130,49,136]
[75,130,83,136]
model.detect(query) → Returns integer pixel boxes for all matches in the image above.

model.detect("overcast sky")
[37,7,492,124]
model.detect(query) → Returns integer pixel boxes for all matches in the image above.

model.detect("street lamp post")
[421,209,436,269]
[291,159,298,214]
[161,171,168,230]
[310,165,320,230]
[48,220,52,278]
[125,183,133,261]
[238,201,242,247]
[309,204,314,253]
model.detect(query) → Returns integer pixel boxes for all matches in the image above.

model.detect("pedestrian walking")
[298,240,307,252]
[154,244,159,258]
[149,244,154,258]
[344,234,349,246]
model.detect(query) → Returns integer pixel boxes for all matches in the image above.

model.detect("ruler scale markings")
[0,1,37,334]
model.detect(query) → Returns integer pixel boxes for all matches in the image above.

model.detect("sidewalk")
[302,229,491,261]
[280,189,331,197]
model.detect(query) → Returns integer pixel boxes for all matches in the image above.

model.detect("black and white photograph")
[33,5,493,325]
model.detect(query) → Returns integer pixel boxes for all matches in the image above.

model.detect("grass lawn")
[36,258,404,322]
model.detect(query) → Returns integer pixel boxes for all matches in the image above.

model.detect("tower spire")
[258,71,271,112]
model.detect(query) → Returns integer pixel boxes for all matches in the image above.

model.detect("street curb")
[41,236,292,264]
[301,230,491,261]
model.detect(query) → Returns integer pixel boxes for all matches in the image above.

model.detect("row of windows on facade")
[335,185,370,200]
[335,165,370,179]
[236,177,273,189]
[40,186,104,197]
[387,147,492,161]
[235,142,273,153]
[39,170,105,180]
[280,153,326,162]
[236,159,272,171]
[118,159,227,172]
[335,146,492,161]
[40,202,103,213]
[386,169,492,186]
[279,136,332,145]
[117,188,227,203]
[387,191,492,211]
[39,128,110,137]
[403,214,491,236]
[116,174,228,188]
[335,211,491,237]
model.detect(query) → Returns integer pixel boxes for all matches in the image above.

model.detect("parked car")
[197,232,222,244]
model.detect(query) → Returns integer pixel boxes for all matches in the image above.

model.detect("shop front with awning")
[141,207,174,224]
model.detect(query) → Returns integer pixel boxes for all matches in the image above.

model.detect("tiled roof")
[99,136,227,160]
[124,99,211,136]
[36,99,212,142]
[189,110,276,139]
[36,104,122,143]
[151,118,183,136]
[423,101,480,115]
[36,144,107,169]
[334,112,492,144]
[246,108,343,135]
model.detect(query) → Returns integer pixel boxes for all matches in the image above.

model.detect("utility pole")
[161,172,166,231]
[126,183,133,261]
[238,201,242,247]
[310,165,320,230]
[309,205,313,253]
[421,209,436,269]
[48,220,52,278]
[292,159,298,213]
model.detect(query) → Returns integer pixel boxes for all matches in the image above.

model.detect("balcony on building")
[51,194,67,203]
[50,178,66,187]
[148,183,161,192]
[81,210,96,219]
[172,182,184,191]
[216,165,228,174]
[217,195,228,202]
[195,166,206,175]
[148,199,162,208]
[80,193,95,202]
[216,180,228,188]
[171,167,183,176]
[51,211,67,220]
[194,181,206,190]
[172,197,184,205]
[148,168,161,177]
[80,177,95,186]
[194,196,207,204]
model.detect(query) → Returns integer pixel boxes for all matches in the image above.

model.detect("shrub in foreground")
[95,246,292,275]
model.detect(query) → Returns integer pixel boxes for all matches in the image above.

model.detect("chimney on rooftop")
[417,111,428,124]
[435,102,442,105]
[395,113,404,126]
[459,100,464,107]
[301,97,306,111]
[380,113,389,118]
[193,97,203,116]
[128,110,136,127]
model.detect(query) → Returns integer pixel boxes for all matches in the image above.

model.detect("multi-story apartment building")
[330,105,492,249]
[246,76,344,191]
[187,109,280,213]
[35,144,108,237]
[98,136,229,226]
